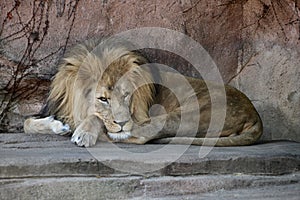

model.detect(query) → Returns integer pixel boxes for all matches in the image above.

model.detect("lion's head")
[47,38,156,139]
[94,52,156,139]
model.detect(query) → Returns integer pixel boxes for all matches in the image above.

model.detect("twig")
[227,52,258,84]
[182,0,201,13]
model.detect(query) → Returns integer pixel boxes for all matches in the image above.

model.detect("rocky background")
[0,0,299,141]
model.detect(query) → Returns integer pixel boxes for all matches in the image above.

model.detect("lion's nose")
[113,120,128,127]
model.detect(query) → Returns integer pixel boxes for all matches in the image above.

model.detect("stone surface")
[0,133,300,199]
[229,0,300,142]
[231,44,300,142]
[0,1,299,141]
[1,174,300,200]
[197,182,300,200]
[1,133,300,178]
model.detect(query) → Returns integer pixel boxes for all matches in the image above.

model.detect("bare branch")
[0,0,81,131]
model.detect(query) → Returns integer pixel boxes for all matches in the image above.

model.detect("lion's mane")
[47,39,155,130]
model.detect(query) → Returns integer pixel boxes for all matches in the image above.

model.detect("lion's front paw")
[70,115,104,147]
[71,129,98,147]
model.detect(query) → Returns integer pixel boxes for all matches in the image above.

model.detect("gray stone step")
[1,174,299,200]
[1,133,300,177]
[0,133,300,199]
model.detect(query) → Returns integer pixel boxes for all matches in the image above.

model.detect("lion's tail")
[152,120,263,146]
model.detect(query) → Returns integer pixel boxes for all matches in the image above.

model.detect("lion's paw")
[52,122,70,135]
[71,130,97,147]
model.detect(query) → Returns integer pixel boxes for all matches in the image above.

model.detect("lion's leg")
[71,114,105,147]
[132,98,263,146]
[24,116,70,135]
[151,119,263,146]
[129,110,200,144]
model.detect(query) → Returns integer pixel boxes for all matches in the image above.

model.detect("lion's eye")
[124,92,129,97]
[98,97,108,103]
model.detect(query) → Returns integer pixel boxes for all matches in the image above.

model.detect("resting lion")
[24,38,263,147]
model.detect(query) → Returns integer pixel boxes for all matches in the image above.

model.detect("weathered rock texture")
[0,133,300,199]
[0,0,299,141]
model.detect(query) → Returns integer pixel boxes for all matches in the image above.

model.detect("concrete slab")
[1,133,299,177]
[1,174,299,200]
[0,133,300,199]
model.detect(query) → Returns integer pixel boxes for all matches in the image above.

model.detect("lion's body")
[24,39,263,147]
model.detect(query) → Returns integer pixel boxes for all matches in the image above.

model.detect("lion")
[24,38,263,147]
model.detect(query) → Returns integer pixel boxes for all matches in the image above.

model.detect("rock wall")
[0,0,299,141]
[231,0,300,141]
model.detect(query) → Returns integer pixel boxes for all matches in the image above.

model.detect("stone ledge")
[1,174,299,200]
[1,133,300,199]
[1,133,300,178]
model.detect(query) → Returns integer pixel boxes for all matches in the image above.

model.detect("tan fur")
[24,38,263,147]
[24,116,70,135]
[47,39,153,130]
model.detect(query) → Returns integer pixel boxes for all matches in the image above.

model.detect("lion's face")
[90,52,156,141]
[94,72,136,139]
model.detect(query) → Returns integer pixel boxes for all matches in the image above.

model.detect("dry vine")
[0,0,80,132]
